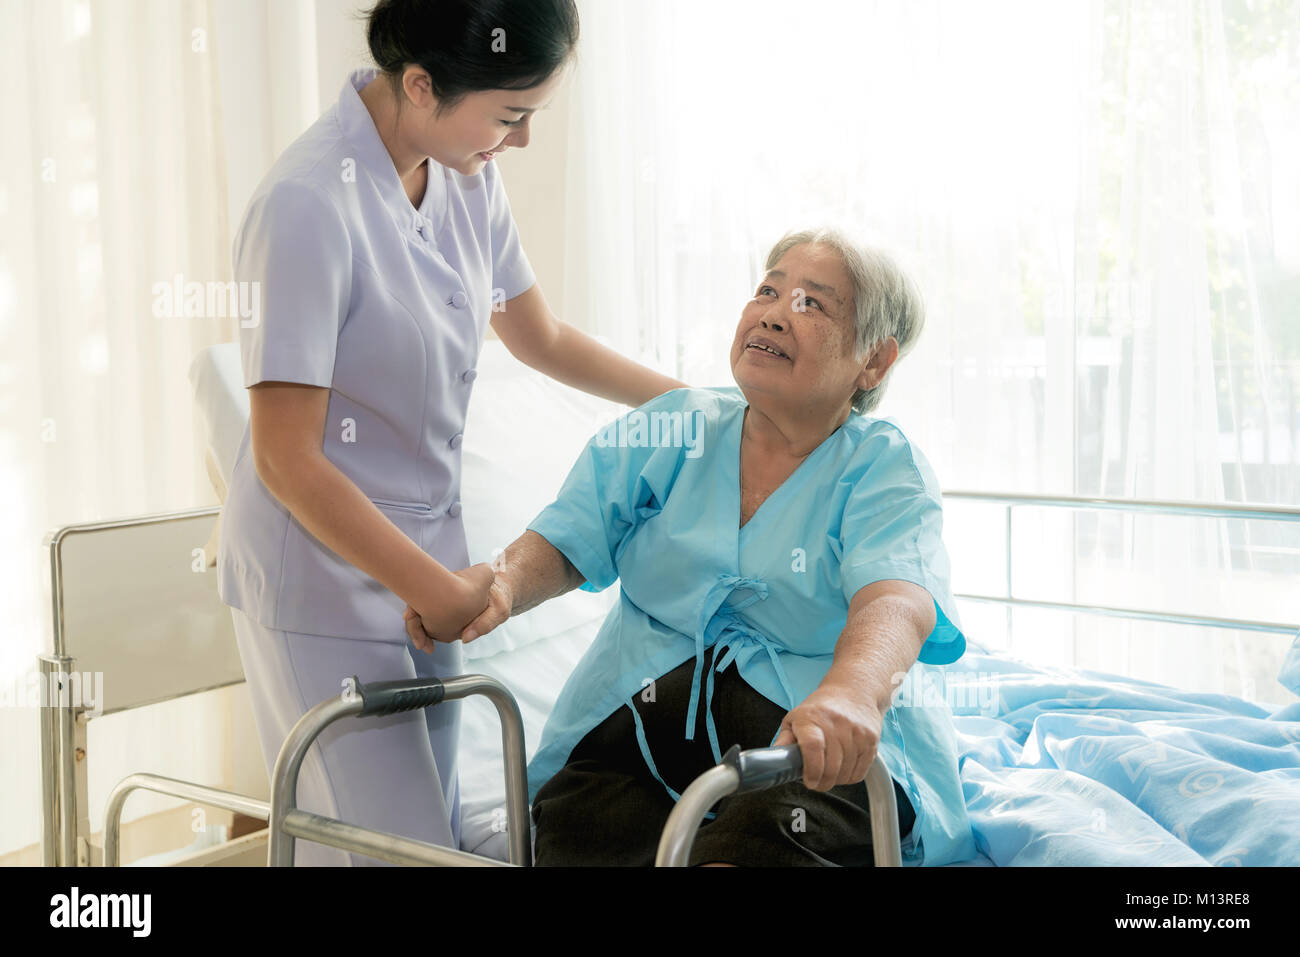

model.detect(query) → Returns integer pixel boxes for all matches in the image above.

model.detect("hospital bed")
[38,341,1300,867]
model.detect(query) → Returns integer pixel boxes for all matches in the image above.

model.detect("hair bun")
[366,0,414,72]
[364,0,579,115]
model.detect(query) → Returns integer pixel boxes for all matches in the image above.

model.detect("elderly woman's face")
[729,243,868,416]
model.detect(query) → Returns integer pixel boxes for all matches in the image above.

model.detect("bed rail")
[40,506,238,867]
[103,776,270,867]
[941,491,1300,636]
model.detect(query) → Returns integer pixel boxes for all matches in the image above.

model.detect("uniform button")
[448,432,463,449]
[461,369,478,384]
[450,290,468,308]
[447,501,462,518]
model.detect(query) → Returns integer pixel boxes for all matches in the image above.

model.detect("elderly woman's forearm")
[823,591,932,716]
[497,529,586,614]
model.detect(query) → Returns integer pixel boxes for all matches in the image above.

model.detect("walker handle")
[723,743,804,794]
[350,676,446,717]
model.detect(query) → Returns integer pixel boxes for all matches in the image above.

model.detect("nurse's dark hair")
[364,0,579,116]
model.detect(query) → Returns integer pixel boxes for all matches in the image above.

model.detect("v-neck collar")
[729,397,846,545]
[336,67,448,237]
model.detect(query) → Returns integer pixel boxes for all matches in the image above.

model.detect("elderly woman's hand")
[772,679,884,791]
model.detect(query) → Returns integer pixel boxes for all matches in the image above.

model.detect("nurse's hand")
[772,682,884,791]
[403,563,495,649]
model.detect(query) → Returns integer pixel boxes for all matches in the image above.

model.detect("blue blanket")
[938,633,1300,866]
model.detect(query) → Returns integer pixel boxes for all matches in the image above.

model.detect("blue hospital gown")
[524,386,978,866]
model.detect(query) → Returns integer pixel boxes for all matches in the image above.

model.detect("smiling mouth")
[745,340,791,360]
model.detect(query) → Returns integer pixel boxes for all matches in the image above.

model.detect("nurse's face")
[399,65,567,176]
[729,243,887,419]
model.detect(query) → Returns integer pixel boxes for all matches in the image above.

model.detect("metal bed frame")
[40,493,1300,867]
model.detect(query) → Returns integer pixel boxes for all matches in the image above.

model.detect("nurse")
[217,0,683,865]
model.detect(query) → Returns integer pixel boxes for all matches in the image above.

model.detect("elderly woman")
[410,228,977,867]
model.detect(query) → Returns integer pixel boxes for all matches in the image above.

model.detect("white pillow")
[188,342,249,494]
[189,343,251,566]
[459,339,624,659]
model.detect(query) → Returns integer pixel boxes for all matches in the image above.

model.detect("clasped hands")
[403,562,512,653]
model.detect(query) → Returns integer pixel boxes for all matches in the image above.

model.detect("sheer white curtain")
[563,0,1300,702]
[0,0,321,857]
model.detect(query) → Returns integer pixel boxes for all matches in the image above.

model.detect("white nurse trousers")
[230,606,462,866]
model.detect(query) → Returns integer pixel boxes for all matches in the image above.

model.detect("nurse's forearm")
[531,322,687,407]
[256,450,466,610]
[494,530,584,614]
[823,586,934,717]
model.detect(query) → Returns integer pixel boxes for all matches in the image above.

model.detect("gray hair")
[763,228,926,415]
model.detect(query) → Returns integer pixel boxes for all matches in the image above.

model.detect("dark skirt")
[531,643,916,866]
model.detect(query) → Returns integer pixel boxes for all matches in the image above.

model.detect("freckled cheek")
[794,330,834,378]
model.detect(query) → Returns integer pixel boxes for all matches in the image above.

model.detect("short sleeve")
[838,433,967,665]
[526,390,691,592]
[485,162,536,304]
[233,180,351,388]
